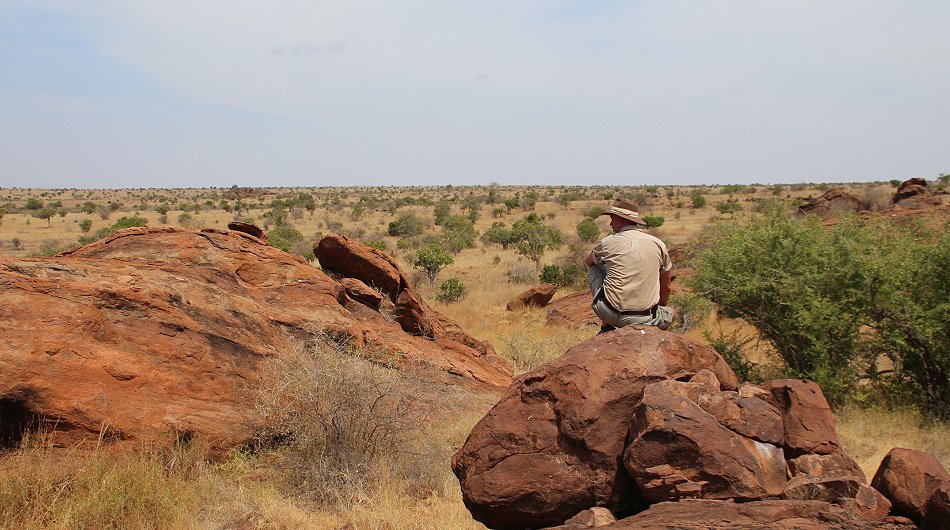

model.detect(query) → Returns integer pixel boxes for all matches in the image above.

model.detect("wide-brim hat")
[601,198,647,225]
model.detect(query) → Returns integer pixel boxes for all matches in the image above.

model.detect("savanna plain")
[0,180,947,529]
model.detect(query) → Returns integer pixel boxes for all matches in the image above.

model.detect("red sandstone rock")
[452,327,738,529]
[892,178,942,208]
[0,228,511,453]
[506,283,557,310]
[760,379,840,456]
[226,221,267,243]
[922,481,949,530]
[545,290,599,327]
[549,507,617,528]
[797,187,864,217]
[314,233,503,365]
[624,377,788,503]
[788,452,867,483]
[839,484,893,523]
[871,447,950,521]
[339,277,384,310]
[606,499,892,529]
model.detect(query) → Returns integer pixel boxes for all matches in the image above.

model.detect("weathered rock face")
[314,233,503,362]
[506,283,557,311]
[797,187,864,217]
[452,327,739,529]
[604,499,896,530]
[0,227,512,452]
[871,447,950,521]
[892,178,942,208]
[546,291,599,327]
[759,379,840,457]
[922,482,950,530]
[624,374,788,503]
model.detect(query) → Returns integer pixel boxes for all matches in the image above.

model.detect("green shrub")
[267,226,305,253]
[539,264,563,286]
[691,194,706,208]
[576,218,599,243]
[440,215,478,253]
[642,215,665,228]
[79,219,93,233]
[703,327,760,384]
[387,212,425,237]
[413,244,453,287]
[438,277,466,302]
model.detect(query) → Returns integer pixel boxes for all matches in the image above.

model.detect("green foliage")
[889,179,902,187]
[576,218,600,243]
[691,194,707,208]
[716,202,743,216]
[267,226,305,253]
[642,215,665,228]
[438,277,466,302]
[79,216,148,245]
[80,201,97,214]
[539,264,563,286]
[79,219,93,233]
[365,240,386,251]
[481,222,517,250]
[668,291,711,333]
[582,206,604,219]
[440,215,478,253]
[387,212,424,237]
[413,244,453,287]
[24,198,43,210]
[511,213,563,272]
[690,206,950,417]
[720,184,746,195]
[33,207,56,226]
[433,201,451,225]
[703,327,761,384]
[504,196,520,212]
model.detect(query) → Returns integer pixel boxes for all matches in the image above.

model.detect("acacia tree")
[512,213,563,273]
[414,244,453,287]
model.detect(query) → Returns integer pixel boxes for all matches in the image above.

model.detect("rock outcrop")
[314,233,502,361]
[454,328,885,529]
[797,187,863,217]
[545,291,599,327]
[892,178,942,209]
[506,283,557,311]
[871,447,950,522]
[0,227,512,452]
[452,327,739,528]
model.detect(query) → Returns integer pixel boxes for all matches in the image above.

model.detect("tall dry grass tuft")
[836,404,950,478]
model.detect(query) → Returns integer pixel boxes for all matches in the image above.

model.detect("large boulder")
[871,447,950,522]
[452,327,738,529]
[759,379,840,456]
[604,499,894,530]
[892,178,942,209]
[797,187,863,217]
[922,481,950,530]
[314,233,501,361]
[0,228,512,452]
[506,283,557,310]
[546,291,599,327]
[624,375,788,503]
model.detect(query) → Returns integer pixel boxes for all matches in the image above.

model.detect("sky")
[1,1,948,188]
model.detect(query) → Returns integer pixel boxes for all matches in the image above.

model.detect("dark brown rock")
[783,475,863,502]
[760,379,840,456]
[605,499,890,529]
[0,228,512,453]
[545,291,599,327]
[452,327,738,529]
[339,277,383,310]
[893,178,942,208]
[624,378,787,503]
[506,283,557,310]
[871,447,950,521]
[922,481,949,530]
[839,484,893,523]
[797,187,863,217]
[695,388,785,446]
[227,222,267,243]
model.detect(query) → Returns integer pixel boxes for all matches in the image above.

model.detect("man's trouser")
[588,264,673,330]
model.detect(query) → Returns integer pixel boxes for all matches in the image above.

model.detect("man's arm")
[659,269,672,306]
[584,252,595,268]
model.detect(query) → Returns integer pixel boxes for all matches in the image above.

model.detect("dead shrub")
[255,333,435,504]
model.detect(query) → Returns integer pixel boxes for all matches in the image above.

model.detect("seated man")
[584,199,674,332]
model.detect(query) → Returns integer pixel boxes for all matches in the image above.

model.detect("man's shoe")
[599,323,616,334]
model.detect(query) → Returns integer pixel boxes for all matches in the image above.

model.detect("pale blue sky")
[1,1,948,188]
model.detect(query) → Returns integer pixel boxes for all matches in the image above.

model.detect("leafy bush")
[79,216,148,245]
[690,205,950,417]
[642,215,665,228]
[387,212,425,237]
[481,222,516,249]
[79,219,92,233]
[511,213,563,272]
[266,226,305,253]
[440,215,478,253]
[576,218,599,243]
[715,202,743,216]
[703,327,761,384]
[539,264,563,286]
[438,277,466,302]
[691,194,707,208]
[413,244,453,287]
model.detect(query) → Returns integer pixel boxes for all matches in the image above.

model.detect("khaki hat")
[601,198,646,225]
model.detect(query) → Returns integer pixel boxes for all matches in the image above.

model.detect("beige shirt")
[592,226,672,312]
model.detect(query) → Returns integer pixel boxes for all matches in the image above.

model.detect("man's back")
[592,226,670,312]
